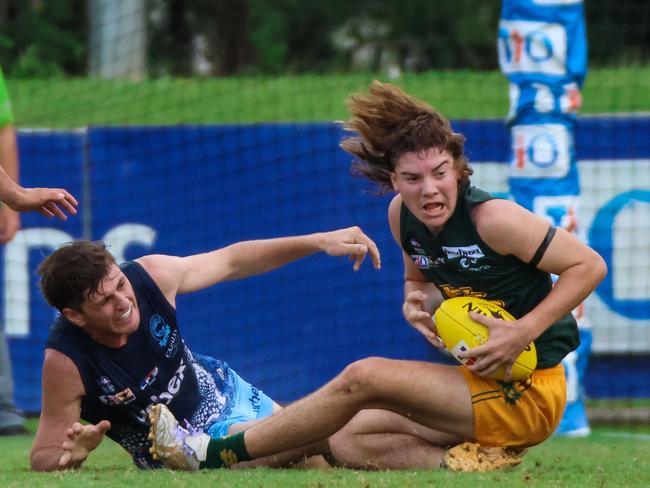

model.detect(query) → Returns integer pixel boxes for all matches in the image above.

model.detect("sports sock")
[200,432,251,469]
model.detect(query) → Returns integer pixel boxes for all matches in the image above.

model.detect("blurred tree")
[149,0,256,76]
[0,0,86,78]
[586,0,650,65]
[333,0,500,72]
[0,0,646,77]
[148,0,194,76]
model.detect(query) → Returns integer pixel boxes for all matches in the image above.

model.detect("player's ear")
[62,307,86,327]
[390,172,399,191]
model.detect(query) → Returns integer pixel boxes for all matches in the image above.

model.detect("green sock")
[200,432,251,469]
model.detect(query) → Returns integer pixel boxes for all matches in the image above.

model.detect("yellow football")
[433,297,537,381]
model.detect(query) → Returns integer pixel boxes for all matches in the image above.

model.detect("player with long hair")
[148,81,606,471]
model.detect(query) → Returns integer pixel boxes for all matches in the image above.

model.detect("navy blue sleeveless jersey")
[46,261,237,469]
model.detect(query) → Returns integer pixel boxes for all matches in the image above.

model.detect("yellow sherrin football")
[433,297,537,381]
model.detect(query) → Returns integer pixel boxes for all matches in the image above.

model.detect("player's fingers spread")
[48,203,67,220]
[59,451,71,466]
[38,207,55,218]
[458,343,484,359]
[98,420,111,431]
[59,196,78,213]
[406,290,426,303]
[409,310,432,322]
[472,354,501,377]
[61,190,79,206]
[358,237,380,269]
[343,243,367,258]
[469,311,492,327]
[426,333,445,349]
[502,364,513,382]
[352,255,361,271]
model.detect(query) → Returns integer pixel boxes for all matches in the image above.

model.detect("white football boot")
[147,403,210,471]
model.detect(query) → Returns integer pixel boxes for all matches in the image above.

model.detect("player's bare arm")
[30,349,109,471]
[137,227,381,304]
[388,194,444,347]
[464,199,607,378]
[5,185,79,219]
[0,125,78,219]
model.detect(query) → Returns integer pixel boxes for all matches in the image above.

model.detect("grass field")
[3,420,649,487]
[7,65,650,128]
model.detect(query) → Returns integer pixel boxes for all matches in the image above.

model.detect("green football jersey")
[399,184,579,368]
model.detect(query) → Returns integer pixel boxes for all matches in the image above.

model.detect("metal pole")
[88,0,147,80]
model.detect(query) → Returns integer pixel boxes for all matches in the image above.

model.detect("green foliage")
[0,1,86,78]
[248,4,288,73]
[586,0,650,66]
[1,0,649,77]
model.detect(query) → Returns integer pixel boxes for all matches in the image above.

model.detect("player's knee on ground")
[327,425,373,469]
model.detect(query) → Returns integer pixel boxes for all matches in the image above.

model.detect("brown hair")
[38,240,117,311]
[340,80,472,194]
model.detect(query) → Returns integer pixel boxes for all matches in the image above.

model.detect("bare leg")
[228,404,330,469]
[243,358,473,459]
[330,409,464,469]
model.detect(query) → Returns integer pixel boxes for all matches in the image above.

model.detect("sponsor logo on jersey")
[148,356,187,406]
[442,245,485,260]
[99,387,136,406]
[140,366,159,390]
[410,239,425,254]
[411,255,434,270]
[249,386,261,414]
[150,313,179,358]
[150,314,171,347]
[98,376,116,394]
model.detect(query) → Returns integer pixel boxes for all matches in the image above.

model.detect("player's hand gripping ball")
[433,297,537,381]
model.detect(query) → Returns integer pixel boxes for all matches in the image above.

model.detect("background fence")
[0,0,648,416]
[5,116,649,411]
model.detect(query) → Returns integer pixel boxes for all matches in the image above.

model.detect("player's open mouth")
[117,305,132,322]
[423,202,444,215]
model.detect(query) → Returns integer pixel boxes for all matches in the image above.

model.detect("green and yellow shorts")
[459,364,566,448]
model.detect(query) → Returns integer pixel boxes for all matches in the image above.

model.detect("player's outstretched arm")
[0,124,78,219]
[30,349,109,471]
[138,226,381,301]
[0,170,78,219]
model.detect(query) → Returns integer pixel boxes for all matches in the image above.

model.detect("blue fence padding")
[587,355,650,398]
[87,124,432,404]
[5,118,650,412]
[453,116,650,162]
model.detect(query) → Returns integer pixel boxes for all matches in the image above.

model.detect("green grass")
[4,420,649,487]
[6,65,650,128]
